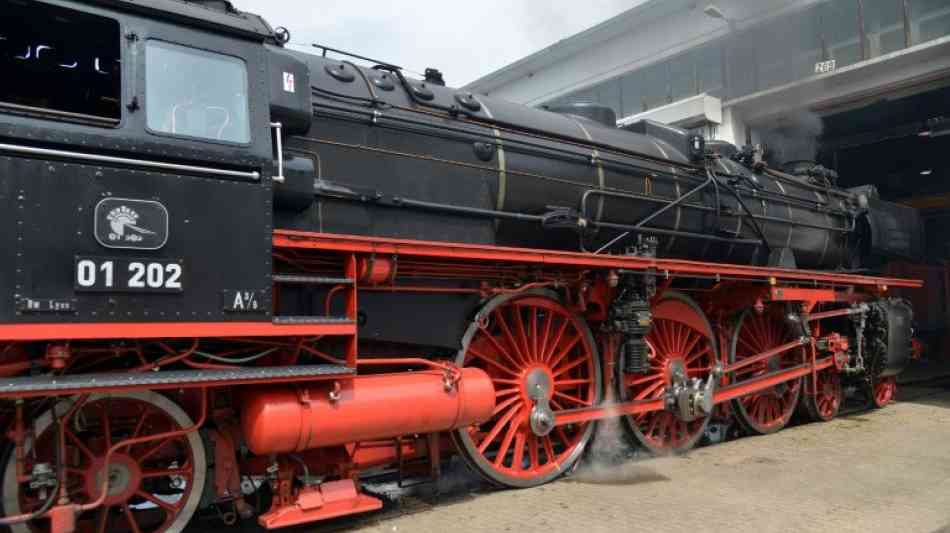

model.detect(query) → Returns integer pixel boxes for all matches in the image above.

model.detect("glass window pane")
[0,2,120,122]
[726,38,757,98]
[864,0,906,57]
[696,43,724,97]
[146,40,250,144]
[669,53,695,102]
[756,7,822,90]
[820,1,862,68]
[620,70,645,116]
[912,0,950,44]
[639,62,670,111]
[595,78,622,118]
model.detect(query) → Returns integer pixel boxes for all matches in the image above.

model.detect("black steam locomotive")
[0,1,923,532]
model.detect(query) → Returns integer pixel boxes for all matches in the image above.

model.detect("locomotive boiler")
[0,1,924,533]
[270,46,921,271]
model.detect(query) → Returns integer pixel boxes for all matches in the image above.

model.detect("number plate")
[75,257,184,293]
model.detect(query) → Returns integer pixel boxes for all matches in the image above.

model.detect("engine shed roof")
[81,0,275,41]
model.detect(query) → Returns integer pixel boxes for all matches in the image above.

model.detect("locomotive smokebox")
[240,368,496,454]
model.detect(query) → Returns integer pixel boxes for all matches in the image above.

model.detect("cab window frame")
[143,38,252,146]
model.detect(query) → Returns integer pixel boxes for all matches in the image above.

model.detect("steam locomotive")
[0,1,923,532]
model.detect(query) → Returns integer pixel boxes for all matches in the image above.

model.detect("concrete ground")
[300,373,950,533]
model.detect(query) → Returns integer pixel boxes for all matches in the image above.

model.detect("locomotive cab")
[0,0,276,326]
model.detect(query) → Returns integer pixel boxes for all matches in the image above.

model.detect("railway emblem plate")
[94,198,169,250]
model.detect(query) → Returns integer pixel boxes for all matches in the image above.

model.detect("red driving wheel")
[618,292,717,454]
[2,392,206,533]
[729,308,804,435]
[453,292,602,488]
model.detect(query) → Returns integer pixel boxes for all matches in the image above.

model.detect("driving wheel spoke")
[454,294,600,488]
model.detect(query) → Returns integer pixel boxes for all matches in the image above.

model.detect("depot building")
[465,0,950,348]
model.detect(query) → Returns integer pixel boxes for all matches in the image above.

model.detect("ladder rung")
[273,274,353,285]
[273,316,354,325]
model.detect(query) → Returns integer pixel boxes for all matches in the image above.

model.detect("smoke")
[567,405,672,486]
[759,110,825,166]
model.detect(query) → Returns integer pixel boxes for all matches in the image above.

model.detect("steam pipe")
[315,182,765,247]
[593,169,716,253]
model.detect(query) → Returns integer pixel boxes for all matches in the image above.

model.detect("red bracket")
[258,479,382,529]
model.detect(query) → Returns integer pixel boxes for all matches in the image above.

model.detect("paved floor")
[300,376,950,533]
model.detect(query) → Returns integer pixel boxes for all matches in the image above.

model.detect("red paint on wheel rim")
[812,369,842,421]
[874,376,897,407]
[731,310,803,434]
[15,397,198,533]
[456,295,599,486]
[621,293,716,453]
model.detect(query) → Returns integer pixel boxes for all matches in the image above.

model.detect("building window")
[819,0,863,68]
[0,1,121,125]
[696,44,725,97]
[669,52,695,103]
[726,39,758,99]
[595,79,622,118]
[911,0,950,45]
[542,0,950,123]
[145,40,250,144]
[638,61,671,111]
[620,71,645,116]
[550,39,725,119]
[863,0,908,57]
[753,6,823,91]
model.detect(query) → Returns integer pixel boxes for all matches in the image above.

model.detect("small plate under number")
[75,257,184,293]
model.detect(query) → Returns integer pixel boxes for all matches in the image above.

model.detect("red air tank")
[241,368,495,454]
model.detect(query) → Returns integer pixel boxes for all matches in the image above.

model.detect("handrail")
[0,142,260,181]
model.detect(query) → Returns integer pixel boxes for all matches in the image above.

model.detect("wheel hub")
[524,368,555,436]
[665,358,686,385]
[524,367,553,400]
[665,358,717,422]
[84,453,142,506]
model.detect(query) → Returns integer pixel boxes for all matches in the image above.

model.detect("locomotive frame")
[0,1,924,532]
[0,228,921,532]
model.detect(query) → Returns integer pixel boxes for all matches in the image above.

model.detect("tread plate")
[272,274,353,285]
[273,316,354,325]
[0,365,355,395]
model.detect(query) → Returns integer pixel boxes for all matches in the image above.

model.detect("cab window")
[0,0,121,125]
[145,40,250,144]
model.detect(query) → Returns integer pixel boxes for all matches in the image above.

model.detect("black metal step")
[273,316,354,325]
[0,365,355,397]
[273,274,353,285]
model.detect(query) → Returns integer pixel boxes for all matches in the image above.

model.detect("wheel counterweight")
[452,292,602,488]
